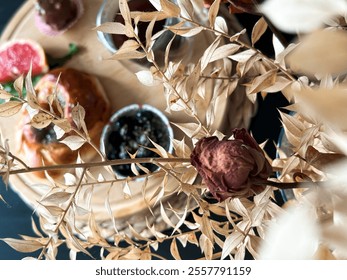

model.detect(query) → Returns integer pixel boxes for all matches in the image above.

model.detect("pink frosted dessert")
[34,0,84,36]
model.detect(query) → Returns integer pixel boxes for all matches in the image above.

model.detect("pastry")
[18,67,111,178]
[34,0,84,36]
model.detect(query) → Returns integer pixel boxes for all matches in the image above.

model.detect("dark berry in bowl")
[100,104,173,178]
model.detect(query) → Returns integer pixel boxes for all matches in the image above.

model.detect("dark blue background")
[0,1,288,260]
[0,0,36,260]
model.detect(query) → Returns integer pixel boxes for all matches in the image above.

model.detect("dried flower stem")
[0,157,191,176]
[180,15,297,82]
[8,151,29,169]
[263,179,317,189]
[183,73,238,81]
[38,168,87,260]
[14,96,105,160]
[132,31,210,136]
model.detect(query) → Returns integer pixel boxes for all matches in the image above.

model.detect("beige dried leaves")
[260,0,347,33]
[287,29,347,76]
[1,0,321,260]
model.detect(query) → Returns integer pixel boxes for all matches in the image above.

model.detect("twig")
[131,30,211,136]
[262,179,317,189]
[38,168,87,260]
[0,157,191,176]
[13,96,105,160]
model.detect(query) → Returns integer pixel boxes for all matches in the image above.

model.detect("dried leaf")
[172,205,188,234]
[110,50,146,60]
[251,17,268,46]
[264,75,291,93]
[0,89,13,100]
[0,196,10,209]
[52,119,72,133]
[172,122,206,139]
[279,156,301,179]
[295,87,347,130]
[279,111,305,139]
[176,0,194,19]
[246,69,277,94]
[221,231,244,259]
[229,49,257,62]
[145,18,157,51]
[273,34,285,62]
[13,74,24,98]
[160,0,180,17]
[0,238,43,253]
[37,202,64,217]
[214,16,228,33]
[122,180,132,199]
[30,112,53,129]
[260,0,347,33]
[94,22,126,35]
[305,146,345,171]
[229,28,247,42]
[201,36,222,71]
[64,173,77,186]
[62,224,93,258]
[130,11,168,22]
[201,215,214,243]
[135,70,156,86]
[170,238,181,260]
[167,23,204,37]
[52,125,64,141]
[41,191,71,204]
[25,68,40,109]
[116,40,140,55]
[160,203,175,228]
[208,0,221,29]
[236,53,260,77]
[228,198,250,218]
[199,234,213,260]
[0,101,23,117]
[172,138,191,158]
[187,232,199,246]
[210,43,241,63]
[119,0,134,38]
[287,29,347,75]
[71,104,85,130]
[60,135,86,151]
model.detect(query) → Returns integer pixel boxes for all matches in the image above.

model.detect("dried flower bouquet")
[1,0,347,260]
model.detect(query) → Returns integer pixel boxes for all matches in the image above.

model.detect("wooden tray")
[0,0,252,237]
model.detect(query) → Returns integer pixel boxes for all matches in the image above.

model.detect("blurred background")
[0,0,289,259]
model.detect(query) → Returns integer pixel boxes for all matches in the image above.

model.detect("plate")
[0,0,253,237]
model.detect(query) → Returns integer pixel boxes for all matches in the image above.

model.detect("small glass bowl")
[100,104,174,178]
[96,0,190,65]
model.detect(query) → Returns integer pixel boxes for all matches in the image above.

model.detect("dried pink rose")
[190,128,272,201]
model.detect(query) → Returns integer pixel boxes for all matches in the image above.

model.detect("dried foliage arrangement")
[1,0,347,260]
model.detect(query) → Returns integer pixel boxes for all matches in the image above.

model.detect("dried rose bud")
[190,128,272,201]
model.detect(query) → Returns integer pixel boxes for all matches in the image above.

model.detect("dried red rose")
[190,128,272,201]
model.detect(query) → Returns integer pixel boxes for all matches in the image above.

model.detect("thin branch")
[38,168,87,260]
[179,15,297,82]
[131,30,211,136]
[0,157,191,176]
[13,96,105,160]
